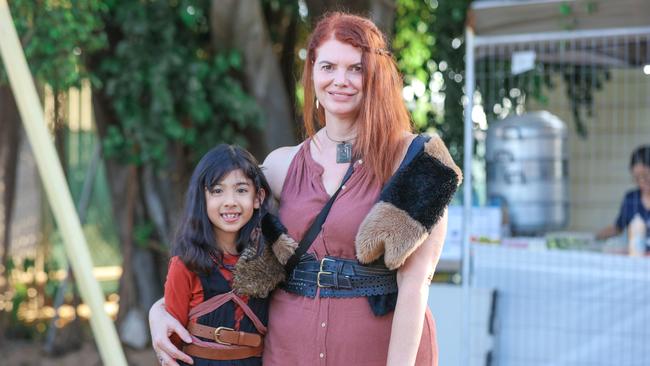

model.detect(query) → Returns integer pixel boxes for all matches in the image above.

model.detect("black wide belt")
[282,255,398,298]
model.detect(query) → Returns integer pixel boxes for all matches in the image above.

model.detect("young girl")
[164,144,272,366]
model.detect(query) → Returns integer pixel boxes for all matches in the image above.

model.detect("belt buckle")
[317,257,335,288]
[214,326,234,345]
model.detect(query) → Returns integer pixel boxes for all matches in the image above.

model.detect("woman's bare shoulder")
[262,143,303,199]
[264,144,302,162]
[403,131,418,144]
[391,132,418,173]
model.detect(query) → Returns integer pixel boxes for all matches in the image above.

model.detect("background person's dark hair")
[172,144,271,275]
[629,145,650,169]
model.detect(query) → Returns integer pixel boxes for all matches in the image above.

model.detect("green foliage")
[474,1,607,138]
[99,0,262,167]
[133,221,155,248]
[10,282,29,329]
[3,261,47,340]
[560,65,609,137]
[476,60,548,122]
[1,0,107,91]
[394,0,471,161]
[393,0,436,129]
[2,0,262,168]
[394,0,438,83]
[558,1,599,30]
[395,0,610,158]
[476,56,610,138]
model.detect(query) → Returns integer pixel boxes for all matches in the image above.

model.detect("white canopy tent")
[461,1,650,365]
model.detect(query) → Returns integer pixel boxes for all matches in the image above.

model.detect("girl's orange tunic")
[262,140,438,366]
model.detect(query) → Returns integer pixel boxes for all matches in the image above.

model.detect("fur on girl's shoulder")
[231,214,298,298]
[232,243,285,298]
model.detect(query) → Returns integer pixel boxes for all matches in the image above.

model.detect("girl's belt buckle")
[214,326,234,345]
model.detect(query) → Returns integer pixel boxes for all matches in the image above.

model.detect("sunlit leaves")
[394,0,471,161]
[1,0,108,91]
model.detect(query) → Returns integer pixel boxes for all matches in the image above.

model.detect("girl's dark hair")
[173,144,271,275]
[630,145,650,169]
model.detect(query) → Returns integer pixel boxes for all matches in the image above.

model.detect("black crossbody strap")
[284,134,429,274]
[387,134,430,186]
[285,163,355,274]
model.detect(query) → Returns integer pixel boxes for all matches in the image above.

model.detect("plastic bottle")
[628,214,647,257]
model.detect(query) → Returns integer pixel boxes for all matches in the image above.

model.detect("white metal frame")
[475,26,650,46]
[461,24,650,366]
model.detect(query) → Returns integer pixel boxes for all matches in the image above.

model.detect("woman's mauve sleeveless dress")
[262,140,438,366]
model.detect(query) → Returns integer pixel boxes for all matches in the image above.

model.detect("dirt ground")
[1,339,157,366]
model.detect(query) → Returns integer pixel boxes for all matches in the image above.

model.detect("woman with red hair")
[150,12,461,366]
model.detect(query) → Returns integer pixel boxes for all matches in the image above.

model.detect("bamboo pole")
[0,2,128,365]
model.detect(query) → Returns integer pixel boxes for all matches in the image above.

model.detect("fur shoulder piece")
[355,134,462,270]
[231,214,298,298]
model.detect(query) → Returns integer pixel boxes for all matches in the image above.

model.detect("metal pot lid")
[487,111,567,140]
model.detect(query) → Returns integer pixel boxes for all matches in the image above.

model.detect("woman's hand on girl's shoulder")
[262,144,302,200]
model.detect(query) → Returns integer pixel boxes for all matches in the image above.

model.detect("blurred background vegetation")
[0,0,471,354]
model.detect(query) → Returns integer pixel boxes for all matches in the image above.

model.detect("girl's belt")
[183,343,263,361]
[185,291,266,360]
[188,323,262,347]
[282,255,398,298]
[183,323,263,360]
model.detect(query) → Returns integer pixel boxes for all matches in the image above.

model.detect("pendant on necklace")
[336,142,352,164]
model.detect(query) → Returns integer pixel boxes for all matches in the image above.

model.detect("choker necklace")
[324,129,355,164]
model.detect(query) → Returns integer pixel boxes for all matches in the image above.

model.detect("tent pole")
[0,2,127,365]
[461,25,476,366]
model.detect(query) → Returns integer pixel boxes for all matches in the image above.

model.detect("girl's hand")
[149,298,193,365]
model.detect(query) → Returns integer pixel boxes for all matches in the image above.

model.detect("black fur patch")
[261,213,287,243]
[380,151,459,230]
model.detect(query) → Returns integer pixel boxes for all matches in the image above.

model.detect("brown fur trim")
[355,134,459,270]
[355,202,428,269]
[424,134,463,185]
[232,244,285,298]
[272,233,298,265]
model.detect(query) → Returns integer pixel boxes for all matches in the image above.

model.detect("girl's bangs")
[202,161,235,189]
[202,156,258,189]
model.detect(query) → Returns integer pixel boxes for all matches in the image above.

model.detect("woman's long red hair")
[302,12,413,184]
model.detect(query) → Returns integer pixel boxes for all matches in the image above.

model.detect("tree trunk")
[93,93,166,348]
[142,165,171,247]
[279,6,299,121]
[52,92,67,176]
[305,0,396,38]
[305,0,370,21]
[91,95,137,306]
[0,86,21,343]
[0,86,20,282]
[210,0,297,157]
[116,165,138,324]
[369,0,396,40]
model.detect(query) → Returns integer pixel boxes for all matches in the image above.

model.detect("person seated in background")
[596,145,650,241]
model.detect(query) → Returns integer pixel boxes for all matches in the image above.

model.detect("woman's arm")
[386,209,447,366]
[596,224,620,240]
[149,298,194,366]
